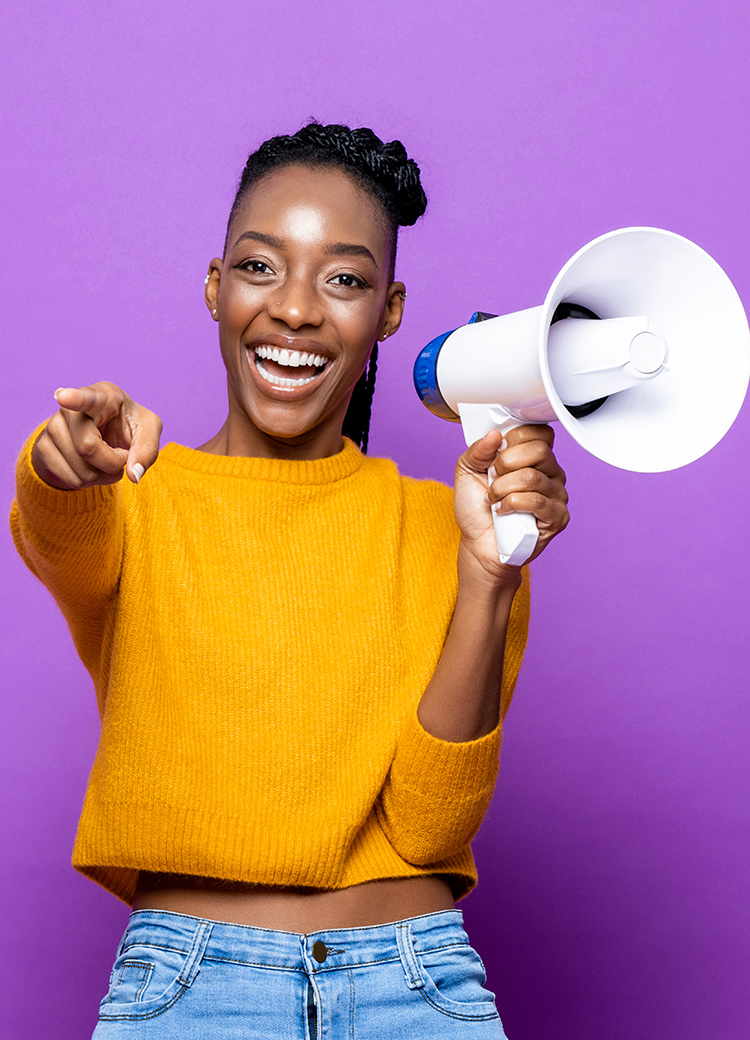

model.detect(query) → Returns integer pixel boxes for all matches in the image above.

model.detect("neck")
[197,395,347,461]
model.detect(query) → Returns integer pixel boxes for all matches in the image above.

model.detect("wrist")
[456,539,522,601]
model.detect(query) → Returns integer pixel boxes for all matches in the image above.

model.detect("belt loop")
[395,921,424,991]
[178,921,213,987]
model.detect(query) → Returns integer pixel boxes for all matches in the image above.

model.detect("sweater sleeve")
[9,425,124,681]
[376,567,531,865]
[376,714,502,865]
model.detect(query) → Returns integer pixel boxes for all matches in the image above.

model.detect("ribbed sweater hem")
[72,799,480,905]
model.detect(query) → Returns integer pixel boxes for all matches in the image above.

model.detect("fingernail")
[54,388,65,401]
[483,492,490,505]
[493,501,504,513]
[132,463,145,484]
[488,466,497,481]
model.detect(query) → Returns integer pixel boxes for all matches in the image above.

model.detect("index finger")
[492,428,565,482]
[502,424,555,450]
[54,383,124,425]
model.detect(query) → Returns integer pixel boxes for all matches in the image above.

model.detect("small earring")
[381,332,389,341]
[212,308,217,317]
[204,275,210,285]
[398,291,407,300]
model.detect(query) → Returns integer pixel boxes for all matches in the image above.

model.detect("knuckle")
[553,509,571,534]
[531,442,551,465]
[525,468,544,490]
[77,433,100,459]
[505,491,538,511]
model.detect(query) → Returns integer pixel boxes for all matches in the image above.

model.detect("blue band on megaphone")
[413,330,461,422]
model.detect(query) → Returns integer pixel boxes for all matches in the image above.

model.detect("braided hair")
[226,123,427,452]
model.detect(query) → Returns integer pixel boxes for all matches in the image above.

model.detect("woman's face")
[205,164,405,459]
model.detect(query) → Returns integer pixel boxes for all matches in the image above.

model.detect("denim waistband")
[121,908,471,976]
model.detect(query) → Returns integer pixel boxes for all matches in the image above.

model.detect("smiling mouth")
[252,345,330,388]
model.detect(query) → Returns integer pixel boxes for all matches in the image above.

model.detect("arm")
[378,425,568,864]
[10,382,162,676]
[418,425,568,741]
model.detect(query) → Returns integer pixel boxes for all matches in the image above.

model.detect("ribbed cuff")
[14,423,119,518]
[391,709,502,798]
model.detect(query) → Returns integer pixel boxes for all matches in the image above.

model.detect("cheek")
[332,300,383,352]
[222,283,266,327]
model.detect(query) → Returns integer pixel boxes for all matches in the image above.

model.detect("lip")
[244,332,336,399]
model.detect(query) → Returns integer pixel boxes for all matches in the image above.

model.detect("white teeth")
[255,363,318,388]
[254,345,328,369]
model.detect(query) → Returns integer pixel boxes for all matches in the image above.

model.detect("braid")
[342,344,379,454]
[227,123,426,452]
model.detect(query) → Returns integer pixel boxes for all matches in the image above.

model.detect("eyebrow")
[324,242,378,266]
[232,230,284,250]
[231,230,378,268]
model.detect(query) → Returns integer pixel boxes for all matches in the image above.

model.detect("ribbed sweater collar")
[159,436,365,485]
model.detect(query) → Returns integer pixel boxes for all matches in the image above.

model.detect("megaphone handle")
[457,404,541,566]
[491,421,540,565]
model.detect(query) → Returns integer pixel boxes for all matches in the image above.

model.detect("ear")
[204,258,223,321]
[377,281,406,341]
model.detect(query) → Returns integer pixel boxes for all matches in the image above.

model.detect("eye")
[329,272,368,289]
[239,260,273,275]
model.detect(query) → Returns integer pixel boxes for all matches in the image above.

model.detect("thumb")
[460,429,505,476]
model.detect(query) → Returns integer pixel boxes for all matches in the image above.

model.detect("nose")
[272,276,324,329]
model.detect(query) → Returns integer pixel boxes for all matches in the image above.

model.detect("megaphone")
[414,227,750,565]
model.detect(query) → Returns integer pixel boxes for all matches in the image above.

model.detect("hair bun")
[266,123,426,228]
[227,122,427,253]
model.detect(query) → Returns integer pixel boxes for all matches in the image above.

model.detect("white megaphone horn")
[414,227,750,566]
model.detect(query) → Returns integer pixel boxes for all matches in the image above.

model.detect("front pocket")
[417,944,499,1020]
[396,922,499,1022]
[98,921,212,1022]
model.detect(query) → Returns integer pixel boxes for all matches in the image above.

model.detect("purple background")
[2,1,749,1037]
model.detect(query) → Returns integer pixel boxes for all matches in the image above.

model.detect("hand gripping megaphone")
[414,227,750,565]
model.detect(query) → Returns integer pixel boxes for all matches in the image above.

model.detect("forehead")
[229,165,390,256]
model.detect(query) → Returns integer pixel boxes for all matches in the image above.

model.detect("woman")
[12,123,569,1038]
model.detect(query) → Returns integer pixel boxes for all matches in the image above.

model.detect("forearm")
[417,542,522,743]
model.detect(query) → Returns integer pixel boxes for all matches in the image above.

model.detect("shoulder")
[360,453,453,507]
[399,473,455,511]
[360,453,459,550]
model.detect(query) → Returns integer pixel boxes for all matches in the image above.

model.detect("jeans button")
[312,941,328,963]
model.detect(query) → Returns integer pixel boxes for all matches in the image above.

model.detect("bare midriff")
[133,874,456,932]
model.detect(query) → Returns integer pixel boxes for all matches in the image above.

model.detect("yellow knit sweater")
[11,429,529,904]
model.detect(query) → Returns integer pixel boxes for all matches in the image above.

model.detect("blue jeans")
[92,908,508,1038]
